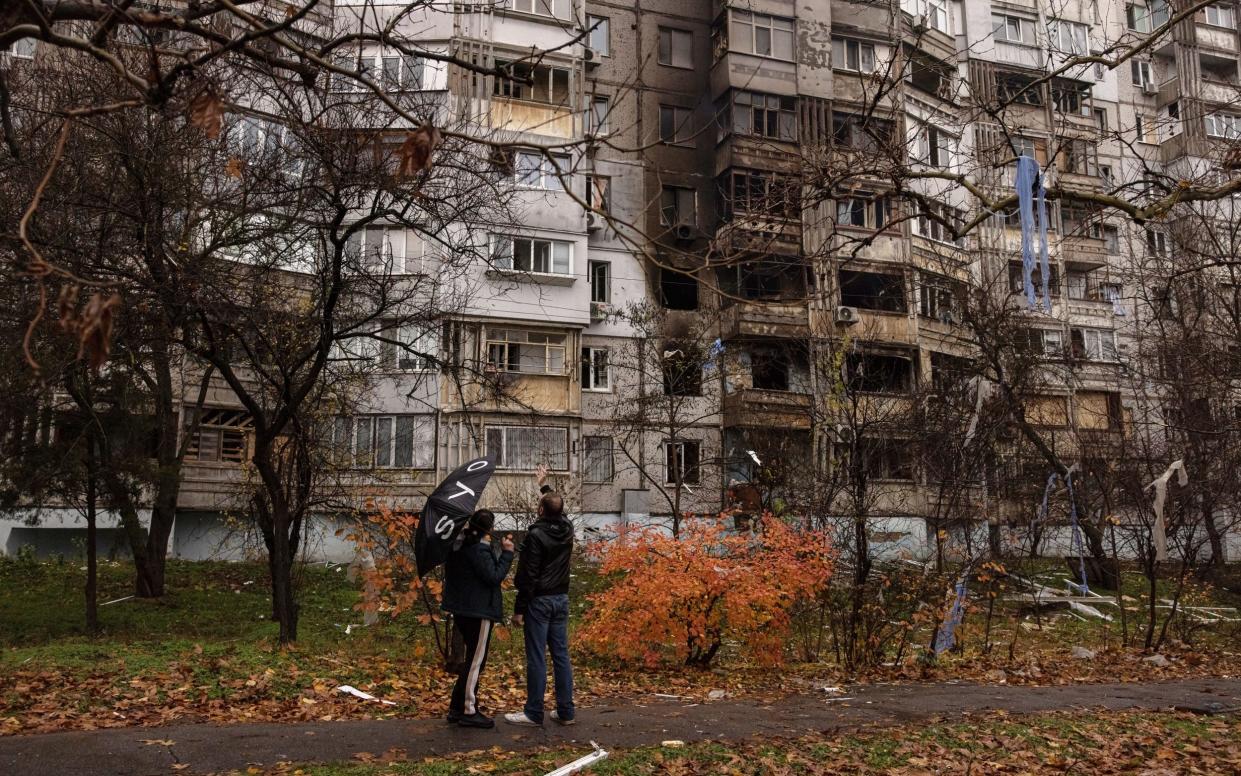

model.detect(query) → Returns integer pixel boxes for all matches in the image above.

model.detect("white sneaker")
[550,710,576,726]
[504,712,541,726]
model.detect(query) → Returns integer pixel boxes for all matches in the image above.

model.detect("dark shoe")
[446,710,463,724]
[550,709,576,726]
[457,712,495,729]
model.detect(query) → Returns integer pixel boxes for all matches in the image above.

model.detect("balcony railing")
[490,97,575,138]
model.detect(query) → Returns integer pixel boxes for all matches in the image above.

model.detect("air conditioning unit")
[1141,82,1158,96]
[673,222,697,242]
[832,424,855,444]
[583,47,600,68]
[590,300,611,320]
[834,306,860,325]
[912,13,929,31]
[586,212,601,232]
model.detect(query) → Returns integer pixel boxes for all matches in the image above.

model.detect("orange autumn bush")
[346,504,435,619]
[579,516,834,668]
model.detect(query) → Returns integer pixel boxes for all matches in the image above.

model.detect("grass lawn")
[241,710,1241,775]
[2,554,1240,736]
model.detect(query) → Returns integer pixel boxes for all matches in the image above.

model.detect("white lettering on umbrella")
[467,459,489,472]
[446,481,476,500]
[434,514,456,538]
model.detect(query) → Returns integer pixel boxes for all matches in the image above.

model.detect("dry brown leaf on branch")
[76,293,121,371]
[54,286,122,371]
[396,125,441,178]
[226,157,245,179]
[187,84,224,140]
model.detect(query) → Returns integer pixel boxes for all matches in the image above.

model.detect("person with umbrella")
[412,457,510,728]
[441,508,514,728]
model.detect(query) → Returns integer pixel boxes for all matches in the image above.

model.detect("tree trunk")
[1201,504,1225,567]
[136,491,177,598]
[85,436,99,635]
[266,520,300,644]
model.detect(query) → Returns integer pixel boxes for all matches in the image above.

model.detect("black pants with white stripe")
[450,616,493,716]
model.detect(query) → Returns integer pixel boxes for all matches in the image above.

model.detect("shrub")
[579,515,834,668]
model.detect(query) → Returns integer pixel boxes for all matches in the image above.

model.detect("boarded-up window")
[1026,395,1069,427]
[185,409,252,463]
[1076,392,1122,431]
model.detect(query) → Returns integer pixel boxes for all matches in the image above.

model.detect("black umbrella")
[414,456,496,577]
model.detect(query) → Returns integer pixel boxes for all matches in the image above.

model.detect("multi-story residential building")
[5,0,1241,562]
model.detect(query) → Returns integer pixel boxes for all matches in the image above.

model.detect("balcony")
[721,301,809,339]
[722,388,813,430]
[1060,235,1108,270]
[993,42,1045,70]
[490,97,575,138]
[1200,79,1241,107]
[713,217,801,255]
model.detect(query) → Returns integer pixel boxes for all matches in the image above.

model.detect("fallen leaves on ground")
[248,710,1241,775]
[3,640,1239,736]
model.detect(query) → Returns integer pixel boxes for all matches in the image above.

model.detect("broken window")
[751,345,793,391]
[720,168,801,220]
[494,60,572,106]
[996,71,1045,106]
[832,112,895,153]
[665,439,701,484]
[839,270,907,312]
[845,352,915,394]
[1008,261,1061,297]
[662,345,703,396]
[861,438,915,481]
[660,268,699,310]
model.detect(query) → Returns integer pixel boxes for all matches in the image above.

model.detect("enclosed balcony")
[491,59,576,138]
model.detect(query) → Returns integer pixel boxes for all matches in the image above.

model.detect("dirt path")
[2,677,1238,775]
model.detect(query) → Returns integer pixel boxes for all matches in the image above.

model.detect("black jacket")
[441,538,514,622]
[513,515,573,615]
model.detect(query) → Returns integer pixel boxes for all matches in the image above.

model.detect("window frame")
[485,328,568,376]
[586,95,611,136]
[378,320,439,372]
[581,346,611,391]
[492,234,573,276]
[345,226,426,275]
[664,439,702,485]
[1205,4,1236,27]
[333,414,435,470]
[834,193,891,230]
[586,174,611,214]
[1049,19,1090,55]
[657,26,694,68]
[992,13,1035,45]
[728,10,795,60]
[1072,327,1119,362]
[485,425,570,471]
[730,90,797,141]
[658,104,695,145]
[586,14,611,56]
[589,260,611,303]
[660,185,697,226]
[507,0,571,21]
[582,435,614,483]
[514,149,572,190]
[832,36,877,73]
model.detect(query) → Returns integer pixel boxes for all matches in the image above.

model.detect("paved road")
[1,678,1238,775]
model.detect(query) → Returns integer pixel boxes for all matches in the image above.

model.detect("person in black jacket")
[442,508,514,729]
[504,475,575,727]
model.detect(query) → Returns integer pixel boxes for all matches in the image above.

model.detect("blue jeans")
[523,594,574,723]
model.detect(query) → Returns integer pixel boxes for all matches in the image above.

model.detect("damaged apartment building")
[4,0,1241,562]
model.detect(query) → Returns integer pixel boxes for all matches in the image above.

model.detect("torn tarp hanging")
[1015,155,1051,312]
